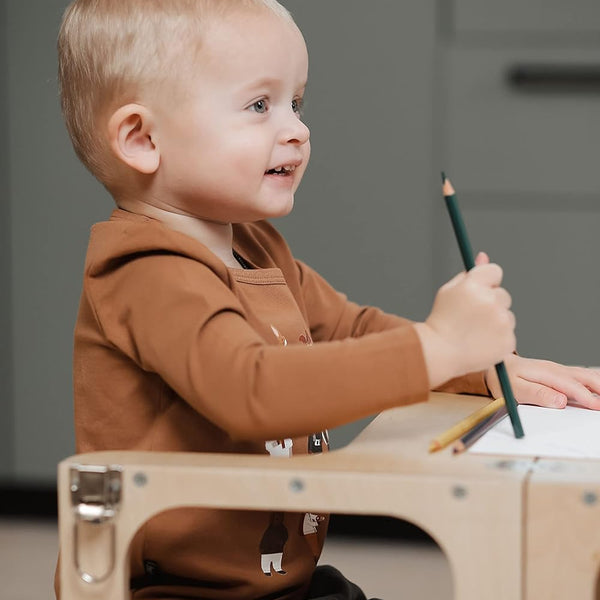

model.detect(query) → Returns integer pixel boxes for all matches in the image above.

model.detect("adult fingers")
[576,393,600,411]
[567,366,600,396]
[513,377,567,408]
[516,362,600,409]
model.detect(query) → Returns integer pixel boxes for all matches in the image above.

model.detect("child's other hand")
[485,355,600,410]
[415,254,516,387]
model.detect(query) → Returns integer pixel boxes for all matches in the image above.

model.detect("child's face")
[151,10,310,224]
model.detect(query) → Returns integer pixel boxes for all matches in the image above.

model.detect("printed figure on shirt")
[302,429,328,556]
[308,430,329,454]
[265,438,294,458]
[300,512,326,559]
[259,512,288,576]
[265,327,293,459]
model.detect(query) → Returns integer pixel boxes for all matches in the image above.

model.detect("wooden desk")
[57,393,600,599]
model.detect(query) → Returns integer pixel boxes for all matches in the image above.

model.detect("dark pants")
[306,565,383,600]
[131,562,383,600]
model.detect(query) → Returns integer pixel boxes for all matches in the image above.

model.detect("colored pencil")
[453,405,509,454]
[428,397,505,453]
[441,172,524,439]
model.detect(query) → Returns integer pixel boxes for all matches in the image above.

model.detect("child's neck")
[117,199,240,268]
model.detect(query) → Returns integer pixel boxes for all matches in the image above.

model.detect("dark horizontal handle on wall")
[507,64,600,92]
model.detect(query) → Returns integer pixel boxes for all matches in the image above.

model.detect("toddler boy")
[56,1,600,598]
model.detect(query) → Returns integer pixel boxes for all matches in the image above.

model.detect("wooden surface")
[57,392,600,599]
[526,459,600,599]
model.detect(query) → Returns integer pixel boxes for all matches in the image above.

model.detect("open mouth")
[265,165,297,176]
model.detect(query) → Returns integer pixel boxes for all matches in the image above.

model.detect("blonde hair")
[57,0,293,190]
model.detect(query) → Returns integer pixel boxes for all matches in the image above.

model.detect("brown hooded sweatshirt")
[59,209,487,599]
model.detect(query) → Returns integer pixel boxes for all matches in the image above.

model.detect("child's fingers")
[475,251,490,266]
[494,287,512,309]
[442,263,503,292]
[505,309,517,332]
[468,263,503,288]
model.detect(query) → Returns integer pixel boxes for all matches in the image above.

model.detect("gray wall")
[439,2,600,366]
[5,0,108,482]
[277,1,437,320]
[1,0,13,478]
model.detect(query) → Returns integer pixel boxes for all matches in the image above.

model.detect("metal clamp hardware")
[70,464,123,584]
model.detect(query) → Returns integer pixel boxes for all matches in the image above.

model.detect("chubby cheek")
[223,135,272,180]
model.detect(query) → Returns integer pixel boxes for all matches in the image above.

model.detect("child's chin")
[262,197,295,219]
[272,201,295,219]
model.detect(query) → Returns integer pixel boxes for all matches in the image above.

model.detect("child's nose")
[282,116,310,146]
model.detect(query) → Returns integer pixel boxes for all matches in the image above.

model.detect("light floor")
[0,518,452,600]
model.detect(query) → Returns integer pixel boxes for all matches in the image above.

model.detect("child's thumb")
[475,251,490,266]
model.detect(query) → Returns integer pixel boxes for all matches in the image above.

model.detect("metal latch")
[70,464,123,584]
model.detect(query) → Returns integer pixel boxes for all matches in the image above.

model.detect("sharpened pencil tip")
[442,177,455,197]
[441,171,446,183]
[452,442,464,455]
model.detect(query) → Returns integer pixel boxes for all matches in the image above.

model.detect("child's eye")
[250,99,268,114]
[292,97,305,116]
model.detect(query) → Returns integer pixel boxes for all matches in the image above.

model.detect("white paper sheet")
[468,404,600,458]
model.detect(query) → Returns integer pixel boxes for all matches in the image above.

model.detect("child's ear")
[108,104,160,174]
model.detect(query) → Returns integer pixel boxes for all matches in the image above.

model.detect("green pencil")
[441,172,524,439]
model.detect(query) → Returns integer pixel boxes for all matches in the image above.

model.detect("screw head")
[452,485,468,499]
[133,472,148,487]
[289,479,305,493]
[583,491,598,506]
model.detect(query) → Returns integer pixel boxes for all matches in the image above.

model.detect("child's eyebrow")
[239,77,307,95]
[239,77,283,93]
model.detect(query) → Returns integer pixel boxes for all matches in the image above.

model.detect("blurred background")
[1,1,599,598]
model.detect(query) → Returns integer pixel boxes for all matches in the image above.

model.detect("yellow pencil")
[428,397,506,453]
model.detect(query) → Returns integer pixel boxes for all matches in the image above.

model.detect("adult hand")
[486,355,600,410]
[475,251,600,410]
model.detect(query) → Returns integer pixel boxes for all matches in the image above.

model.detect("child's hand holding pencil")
[413,262,516,391]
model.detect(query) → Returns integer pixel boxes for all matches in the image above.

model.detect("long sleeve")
[291,258,489,398]
[294,259,414,341]
[86,252,428,442]
[71,212,488,600]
